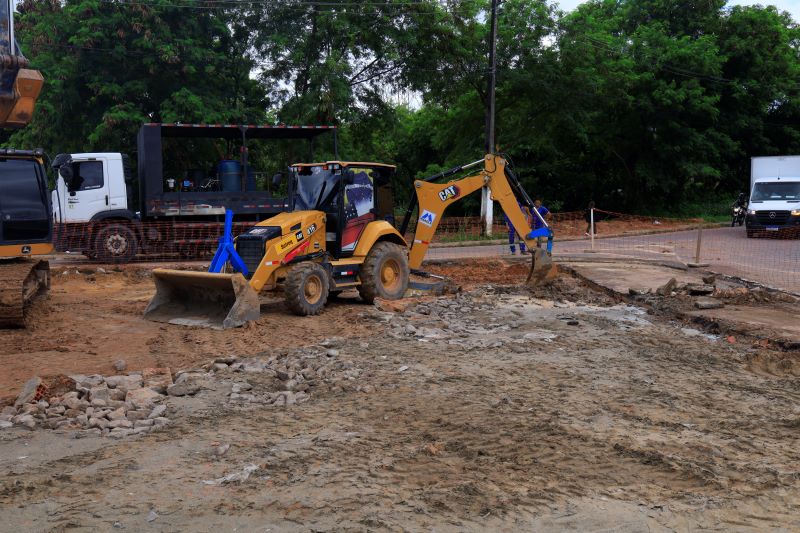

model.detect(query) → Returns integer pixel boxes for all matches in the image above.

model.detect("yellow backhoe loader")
[143,154,554,329]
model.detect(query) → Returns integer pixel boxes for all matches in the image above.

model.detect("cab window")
[72,161,104,191]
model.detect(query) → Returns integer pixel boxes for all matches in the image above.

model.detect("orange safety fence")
[52,208,800,295]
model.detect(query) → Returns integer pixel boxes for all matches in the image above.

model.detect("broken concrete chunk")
[148,404,167,419]
[167,382,201,397]
[656,278,677,296]
[107,407,127,421]
[126,388,162,410]
[89,385,110,402]
[141,368,173,393]
[628,287,651,296]
[126,410,149,422]
[687,283,715,295]
[694,297,724,310]
[105,375,143,392]
[69,374,104,389]
[14,377,42,407]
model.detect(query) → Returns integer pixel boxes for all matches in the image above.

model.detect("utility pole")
[480,0,499,236]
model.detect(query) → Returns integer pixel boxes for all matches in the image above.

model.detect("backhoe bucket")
[143,269,260,329]
[526,248,558,286]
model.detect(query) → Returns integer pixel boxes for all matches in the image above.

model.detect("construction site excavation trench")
[1,258,799,531]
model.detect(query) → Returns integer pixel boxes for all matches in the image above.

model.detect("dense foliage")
[6,0,800,213]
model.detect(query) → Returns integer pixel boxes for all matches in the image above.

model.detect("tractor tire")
[284,262,330,316]
[95,223,138,263]
[358,241,409,304]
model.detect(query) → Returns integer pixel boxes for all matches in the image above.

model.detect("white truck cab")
[52,153,134,223]
[746,156,800,237]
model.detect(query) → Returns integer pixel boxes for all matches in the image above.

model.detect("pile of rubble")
[0,368,186,438]
[209,340,367,405]
[629,274,799,310]
[629,275,728,309]
[0,341,369,437]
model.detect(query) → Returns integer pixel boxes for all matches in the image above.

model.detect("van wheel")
[95,224,137,263]
[285,262,329,316]
[358,242,409,303]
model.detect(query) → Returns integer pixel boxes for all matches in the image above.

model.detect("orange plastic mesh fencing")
[53,208,799,295]
[53,220,259,263]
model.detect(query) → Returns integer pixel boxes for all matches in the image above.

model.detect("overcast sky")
[555,0,800,20]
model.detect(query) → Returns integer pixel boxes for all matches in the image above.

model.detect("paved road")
[425,226,800,294]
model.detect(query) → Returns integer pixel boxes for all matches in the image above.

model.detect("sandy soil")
[0,266,370,402]
[1,260,799,531]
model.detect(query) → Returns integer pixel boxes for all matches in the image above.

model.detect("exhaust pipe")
[143,269,260,329]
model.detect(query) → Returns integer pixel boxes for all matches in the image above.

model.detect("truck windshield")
[292,166,339,211]
[751,182,800,202]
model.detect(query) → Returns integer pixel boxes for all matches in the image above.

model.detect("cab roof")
[290,161,396,170]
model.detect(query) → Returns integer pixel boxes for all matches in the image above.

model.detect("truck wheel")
[358,241,409,304]
[285,262,329,316]
[95,224,138,263]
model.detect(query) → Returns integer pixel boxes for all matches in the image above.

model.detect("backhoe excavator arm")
[408,154,553,270]
[0,1,43,128]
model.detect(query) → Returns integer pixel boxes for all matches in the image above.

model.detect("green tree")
[9,0,266,155]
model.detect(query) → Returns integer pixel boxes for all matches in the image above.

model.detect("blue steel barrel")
[245,166,256,191]
[218,160,242,192]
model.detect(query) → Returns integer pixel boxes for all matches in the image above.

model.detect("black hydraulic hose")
[503,165,533,210]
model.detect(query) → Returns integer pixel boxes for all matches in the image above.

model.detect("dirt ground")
[1,259,800,531]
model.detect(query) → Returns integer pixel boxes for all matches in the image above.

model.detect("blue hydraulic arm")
[208,209,249,276]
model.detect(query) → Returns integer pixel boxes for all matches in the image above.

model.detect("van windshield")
[751,181,800,202]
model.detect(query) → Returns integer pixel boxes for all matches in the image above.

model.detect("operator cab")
[287,162,395,259]
[0,150,51,251]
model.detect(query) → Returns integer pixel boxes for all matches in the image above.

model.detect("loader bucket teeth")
[143,269,260,329]
[526,249,557,286]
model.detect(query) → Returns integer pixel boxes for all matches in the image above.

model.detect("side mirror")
[59,165,73,182]
[271,173,284,187]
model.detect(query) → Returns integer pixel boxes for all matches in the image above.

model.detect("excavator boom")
[407,154,555,282]
[0,1,42,128]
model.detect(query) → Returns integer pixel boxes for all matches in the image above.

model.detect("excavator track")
[0,259,50,328]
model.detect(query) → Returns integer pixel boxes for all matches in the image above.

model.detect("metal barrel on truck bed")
[143,269,260,329]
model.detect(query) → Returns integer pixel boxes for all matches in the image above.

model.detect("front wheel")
[94,223,138,263]
[358,242,410,304]
[284,262,330,316]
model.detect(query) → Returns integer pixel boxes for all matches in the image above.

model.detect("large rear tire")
[95,223,138,263]
[285,262,330,316]
[358,241,409,304]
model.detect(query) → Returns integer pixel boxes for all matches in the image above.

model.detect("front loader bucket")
[143,269,260,329]
[526,248,558,286]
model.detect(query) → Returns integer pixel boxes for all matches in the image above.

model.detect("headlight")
[749,209,757,215]
[791,209,800,216]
